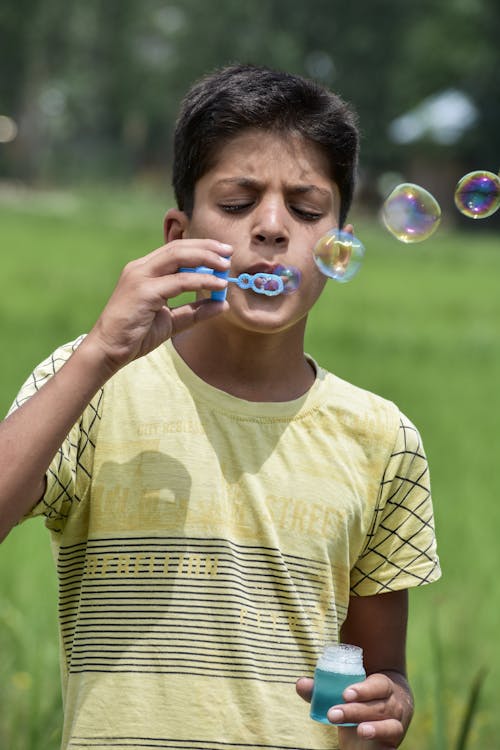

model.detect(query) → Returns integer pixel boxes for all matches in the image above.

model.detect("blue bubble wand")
[179,266,285,301]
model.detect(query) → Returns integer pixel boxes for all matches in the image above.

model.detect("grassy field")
[0,185,499,748]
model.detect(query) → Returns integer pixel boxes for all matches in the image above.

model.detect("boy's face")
[172,129,341,335]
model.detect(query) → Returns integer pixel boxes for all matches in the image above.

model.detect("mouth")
[242,263,279,276]
[234,263,301,295]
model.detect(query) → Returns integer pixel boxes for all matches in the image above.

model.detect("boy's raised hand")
[296,670,413,749]
[0,238,233,540]
[84,238,232,374]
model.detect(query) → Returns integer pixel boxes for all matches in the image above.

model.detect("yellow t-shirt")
[11,338,440,750]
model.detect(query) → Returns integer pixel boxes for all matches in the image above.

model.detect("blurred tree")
[0,0,65,178]
[0,0,498,198]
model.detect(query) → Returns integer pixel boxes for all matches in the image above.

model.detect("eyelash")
[219,204,322,222]
[219,203,252,213]
[294,208,323,222]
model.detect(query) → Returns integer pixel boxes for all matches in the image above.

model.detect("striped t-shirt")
[11,338,441,750]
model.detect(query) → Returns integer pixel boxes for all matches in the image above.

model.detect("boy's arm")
[296,413,439,746]
[336,589,413,748]
[0,239,232,541]
[296,589,413,749]
[0,343,111,540]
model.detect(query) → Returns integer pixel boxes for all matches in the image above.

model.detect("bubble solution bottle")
[310,643,366,726]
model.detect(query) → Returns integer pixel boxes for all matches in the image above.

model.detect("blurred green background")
[1,1,499,748]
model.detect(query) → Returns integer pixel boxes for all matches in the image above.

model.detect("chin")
[224,302,306,335]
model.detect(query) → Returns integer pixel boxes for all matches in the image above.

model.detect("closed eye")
[219,202,323,221]
[292,207,323,221]
[219,203,253,213]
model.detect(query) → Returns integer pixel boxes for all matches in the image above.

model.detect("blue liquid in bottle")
[310,668,365,725]
[310,643,365,726]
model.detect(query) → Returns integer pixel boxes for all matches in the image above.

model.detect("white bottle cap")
[317,643,364,674]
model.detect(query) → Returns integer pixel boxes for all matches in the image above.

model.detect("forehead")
[202,128,334,187]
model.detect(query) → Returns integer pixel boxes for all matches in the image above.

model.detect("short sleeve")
[7,337,103,533]
[350,412,441,595]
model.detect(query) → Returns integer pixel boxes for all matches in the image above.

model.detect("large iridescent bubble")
[454,170,500,219]
[313,229,365,283]
[381,183,441,243]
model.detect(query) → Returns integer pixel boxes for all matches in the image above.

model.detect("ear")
[164,208,190,243]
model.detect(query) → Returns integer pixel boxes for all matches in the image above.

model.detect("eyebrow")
[215,177,332,198]
[290,184,332,198]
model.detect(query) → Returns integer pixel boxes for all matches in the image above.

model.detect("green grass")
[307,221,500,748]
[1,185,499,748]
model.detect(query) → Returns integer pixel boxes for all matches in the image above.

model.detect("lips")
[238,262,283,276]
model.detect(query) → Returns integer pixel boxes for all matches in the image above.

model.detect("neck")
[172,320,315,402]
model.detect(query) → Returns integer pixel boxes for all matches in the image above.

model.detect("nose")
[252,197,289,248]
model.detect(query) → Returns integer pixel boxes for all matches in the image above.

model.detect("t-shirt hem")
[350,563,442,596]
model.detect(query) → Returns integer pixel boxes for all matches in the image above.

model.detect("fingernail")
[218,242,233,251]
[328,709,344,723]
[359,724,376,739]
[343,688,357,701]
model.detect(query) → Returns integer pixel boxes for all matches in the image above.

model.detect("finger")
[144,240,233,276]
[338,723,399,750]
[343,673,393,703]
[151,270,229,302]
[328,696,400,727]
[356,717,404,746]
[170,299,229,335]
[343,223,354,235]
[295,677,314,703]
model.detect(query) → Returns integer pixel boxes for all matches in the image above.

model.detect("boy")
[0,64,440,749]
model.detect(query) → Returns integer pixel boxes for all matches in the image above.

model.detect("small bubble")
[381,183,441,243]
[313,229,365,283]
[454,170,500,219]
[273,265,301,293]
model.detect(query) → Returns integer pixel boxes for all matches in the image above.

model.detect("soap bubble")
[313,229,365,283]
[454,170,500,219]
[274,264,301,293]
[381,183,441,243]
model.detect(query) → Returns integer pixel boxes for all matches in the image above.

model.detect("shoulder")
[8,336,87,415]
[28,335,85,378]
[313,360,402,448]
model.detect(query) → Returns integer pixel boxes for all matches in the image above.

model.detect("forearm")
[335,591,412,747]
[0,338,115,540]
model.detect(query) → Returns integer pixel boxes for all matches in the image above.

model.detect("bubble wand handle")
[178,267,284,299]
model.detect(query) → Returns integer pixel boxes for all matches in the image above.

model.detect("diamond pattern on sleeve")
[8,337,103,533]
[350,413,441,595]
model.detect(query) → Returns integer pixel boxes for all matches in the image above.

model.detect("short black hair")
[172,63,359,228]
